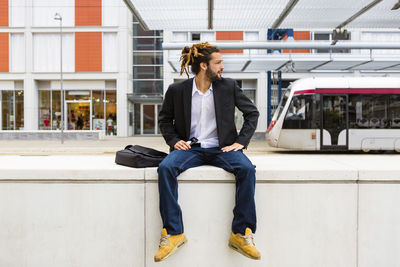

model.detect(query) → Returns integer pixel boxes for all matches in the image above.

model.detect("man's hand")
[174,140,191,150]
[221,142,244,152]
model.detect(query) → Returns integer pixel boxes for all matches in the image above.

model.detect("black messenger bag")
[115,145,168,168]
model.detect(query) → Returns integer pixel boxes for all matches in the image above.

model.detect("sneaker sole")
[154,236,187,262]
[228,241,261,260]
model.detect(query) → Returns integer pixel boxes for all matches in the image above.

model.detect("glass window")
[143,104,155,134]
[282,95,318,129]
[39,90,51,130]
[93,90,105,130]
[66,90,90,101]
[15,91,24,130]
[105,90,117,135]
[191,33,200,41]
[2,91,15,130]
[134,104,141,134]
[51,91,61,130]
[133,66,163,79]
[134,37,162,51]
[133,80,163,95]
[133,52,163,65]
[349,94,390,129]
[390,95,400,128]
[314,32,350,53]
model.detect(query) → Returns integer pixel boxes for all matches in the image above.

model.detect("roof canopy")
[124,0,400,30]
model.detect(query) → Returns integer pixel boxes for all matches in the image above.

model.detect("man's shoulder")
[168,78,193,91]
[213,77,237,88]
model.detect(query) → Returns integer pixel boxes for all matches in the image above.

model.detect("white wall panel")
[102,0,119,26]
[361,32,400,55]
[32,0,74,27]
[9,0,25,27]
[33,33,74,72]
[103,33,118,72]
[10,33,25,72]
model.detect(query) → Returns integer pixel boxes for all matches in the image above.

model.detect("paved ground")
[0,136,281,156]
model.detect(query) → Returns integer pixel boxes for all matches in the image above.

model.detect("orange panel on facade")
[75,0,102,26]
[216,31,243,54]
[282,31,310,53]
[0,0,8,26]
[0,33,9,72]
[75,32,102,72]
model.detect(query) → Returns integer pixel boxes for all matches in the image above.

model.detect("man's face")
[205,52,224,82]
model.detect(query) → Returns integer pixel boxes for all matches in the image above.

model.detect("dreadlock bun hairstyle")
[180,42,220,78]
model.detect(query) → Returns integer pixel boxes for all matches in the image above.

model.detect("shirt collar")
[192,77,213,96]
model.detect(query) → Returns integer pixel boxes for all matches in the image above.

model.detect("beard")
[206,67,222,82]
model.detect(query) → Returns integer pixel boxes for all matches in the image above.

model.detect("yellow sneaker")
[228,228,261,260]
[154,228,187,262]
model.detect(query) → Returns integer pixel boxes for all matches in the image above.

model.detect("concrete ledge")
[0,130,104,140]
[1,154,400,267]
[3,154,399,181]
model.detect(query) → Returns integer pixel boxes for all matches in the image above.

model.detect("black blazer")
[159,77,259,150]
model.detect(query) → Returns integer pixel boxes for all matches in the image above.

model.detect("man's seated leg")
[155,148,205,261]
[208,149,260,259]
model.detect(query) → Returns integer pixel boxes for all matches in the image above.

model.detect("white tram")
[266,77,400,152]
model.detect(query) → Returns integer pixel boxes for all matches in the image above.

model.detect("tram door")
[320,95,348,150]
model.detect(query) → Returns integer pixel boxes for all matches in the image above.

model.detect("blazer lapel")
[183,78,193,139]
[212,80,223,133]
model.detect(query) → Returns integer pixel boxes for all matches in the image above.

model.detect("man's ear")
[200,62,207,71]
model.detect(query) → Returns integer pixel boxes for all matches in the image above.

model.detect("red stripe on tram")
[293,88,400,95]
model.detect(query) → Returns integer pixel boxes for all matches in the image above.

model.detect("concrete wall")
[0,155,400,267]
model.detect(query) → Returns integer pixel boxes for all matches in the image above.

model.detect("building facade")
[0,0,132,136]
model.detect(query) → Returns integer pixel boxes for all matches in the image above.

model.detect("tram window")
[390,95,400,128]
[349,94,391,129]
[283,95,316,129]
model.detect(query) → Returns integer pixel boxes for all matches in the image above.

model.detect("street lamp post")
[54,13,64,144]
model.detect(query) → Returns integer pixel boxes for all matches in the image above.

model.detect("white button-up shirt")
[189,78,219,148]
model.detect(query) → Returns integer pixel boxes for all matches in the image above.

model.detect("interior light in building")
[68,91,90,95]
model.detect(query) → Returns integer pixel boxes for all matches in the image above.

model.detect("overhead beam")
[208,0,214,29]
[163,41,400,50]
[336,0,383,29]
[271,0,300,29]
[241,60,251,71]
[122,0,150,31]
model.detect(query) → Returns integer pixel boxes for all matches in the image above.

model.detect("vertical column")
[24,0,38,130]
[257,71,268,132]
[116,6,132,136]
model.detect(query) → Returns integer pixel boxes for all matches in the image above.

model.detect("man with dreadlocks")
[154,42,260,262]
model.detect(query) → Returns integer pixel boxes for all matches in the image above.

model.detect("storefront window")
[39,90,51,130]
[93,90,105,130]
[105,90,117,135]
[51,91,61,130]
[15,91,24,130]
[38,89,116,133]
[2,91,14,130]
[66,90,90,101]
[134,104,141,134]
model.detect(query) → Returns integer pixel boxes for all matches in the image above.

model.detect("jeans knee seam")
[216,154,234,172]
[178,153,198,170]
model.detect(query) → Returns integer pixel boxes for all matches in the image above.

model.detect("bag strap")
[125,146,166,159]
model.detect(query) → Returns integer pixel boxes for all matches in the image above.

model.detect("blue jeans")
[157,147,256,235]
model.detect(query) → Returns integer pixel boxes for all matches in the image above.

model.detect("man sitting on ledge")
[155,42,260,262]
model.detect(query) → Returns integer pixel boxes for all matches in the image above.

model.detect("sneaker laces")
[242,232,255,247]
[159,234,170,247]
